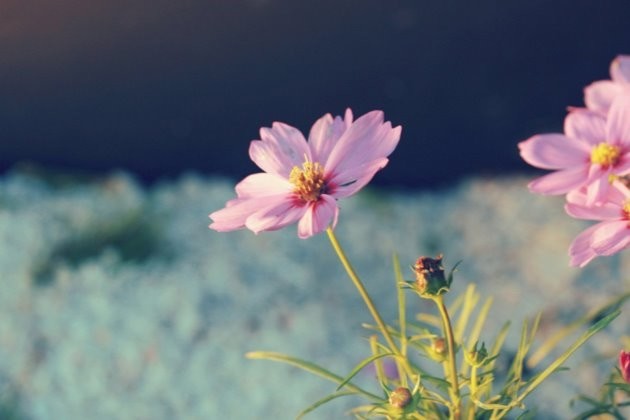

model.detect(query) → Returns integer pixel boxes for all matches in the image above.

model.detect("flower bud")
[433,337,447,355]
[426,337,447,362]
[619,350,630,383]
[413,255,450,297]
[465,342,489,368]
[388,386,412,409]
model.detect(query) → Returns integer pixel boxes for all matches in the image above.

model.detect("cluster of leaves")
[572,371,630,419]
[248,257,620,419]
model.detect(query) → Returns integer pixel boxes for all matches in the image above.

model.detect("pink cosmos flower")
[584,55,630,115]
[518,93,630,205]
[565,181,630,267]
[209,109,401,238]
[620,350,630,383]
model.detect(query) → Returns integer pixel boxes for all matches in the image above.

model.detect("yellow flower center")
[623,200,630,220]
[591,143,621,168]
[289,161,325,202]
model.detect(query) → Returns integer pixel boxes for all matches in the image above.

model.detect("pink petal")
[344,108,354,125]
[564,108,607,145]
[245,196,307,234]
[566,188,587,205]
[249,122,310,177]
[615,154,630,175]
[527,166,588,195]
[331,158,389,199]
[606,93,630,147]
[612,180,630,199]
[569,181,629,205]
[249,141,291,177]
[329,122,401,181]
[518,134,588,170]
[611,55,630,83]
[591,220,630,256]
[235,173,292,198]
[325,111,401,176]
[564,201,621,221]
[210,195,289,232]
[620,350,630,383]
[584,81,626,115]
[585,170,611,206]
[308,113,348,164]
[569,223,600,267]
[297,194,338,239]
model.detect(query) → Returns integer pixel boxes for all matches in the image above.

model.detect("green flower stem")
[467,366,478,420]
[325,227,401,358]
[433,294,461,420]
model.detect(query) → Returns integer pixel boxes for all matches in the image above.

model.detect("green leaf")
[461,295,494,377]
[245,351,381,401]
[512,313,541,382]
[296,390,362,420]
[453,283,479,343]
[516,310,620,407]
[604,381,630,393]
[489,321,511,365]
[468,297,493,350]
[337,352,394,391]
[528,292,630,368]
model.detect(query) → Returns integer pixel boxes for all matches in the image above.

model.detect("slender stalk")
[434,295,461,420]
[326,227,401,357]
[393,254,409,388]
[467,366,478,420]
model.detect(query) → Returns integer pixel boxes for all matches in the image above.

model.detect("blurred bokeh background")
[1,0,628,187]
[2,2,630,419]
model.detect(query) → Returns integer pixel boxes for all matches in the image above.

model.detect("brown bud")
[413,255,449,296]
[432,337,446,355]
[389,386,412,409]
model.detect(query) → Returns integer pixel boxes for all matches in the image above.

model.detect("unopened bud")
[426,337,447,362]
[465,342,489,368]
[619,350,630,383]
[413,255,450,297]
[389,386,412,409]
[433,337,446,355]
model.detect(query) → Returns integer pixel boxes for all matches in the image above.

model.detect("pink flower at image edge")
[620,350,630,383]
[565,182,630,267]
[584,55,630,115]
[518,93,630,205]
[209,109,401,238]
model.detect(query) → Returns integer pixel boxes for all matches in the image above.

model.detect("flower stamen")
[623,199,630,220]
[289,161,325,202]
[591,143,621,168]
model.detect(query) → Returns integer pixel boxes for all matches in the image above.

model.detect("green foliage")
[247,256,620,419]
[571,371,630,419]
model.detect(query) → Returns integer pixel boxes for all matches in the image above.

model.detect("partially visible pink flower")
[209,109,401,238]
[565,182,630,267]
[585,55,630,115]
[519,94,630,205]
[620,350,630,383]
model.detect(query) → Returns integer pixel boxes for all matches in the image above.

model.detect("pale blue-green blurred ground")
[0,169,629,419]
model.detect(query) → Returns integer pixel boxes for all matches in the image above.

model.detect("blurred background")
[1,0,629,189]
[3,2,630,419]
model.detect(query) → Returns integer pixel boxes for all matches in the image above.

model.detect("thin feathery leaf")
[461,295,493,377]
[454,284,479,343]
[246,351,381,401]
[296,390,361,420]
[337,352,394,391]
[528,292,630,368]
[369,336,387,388]
[509,310,620,414]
